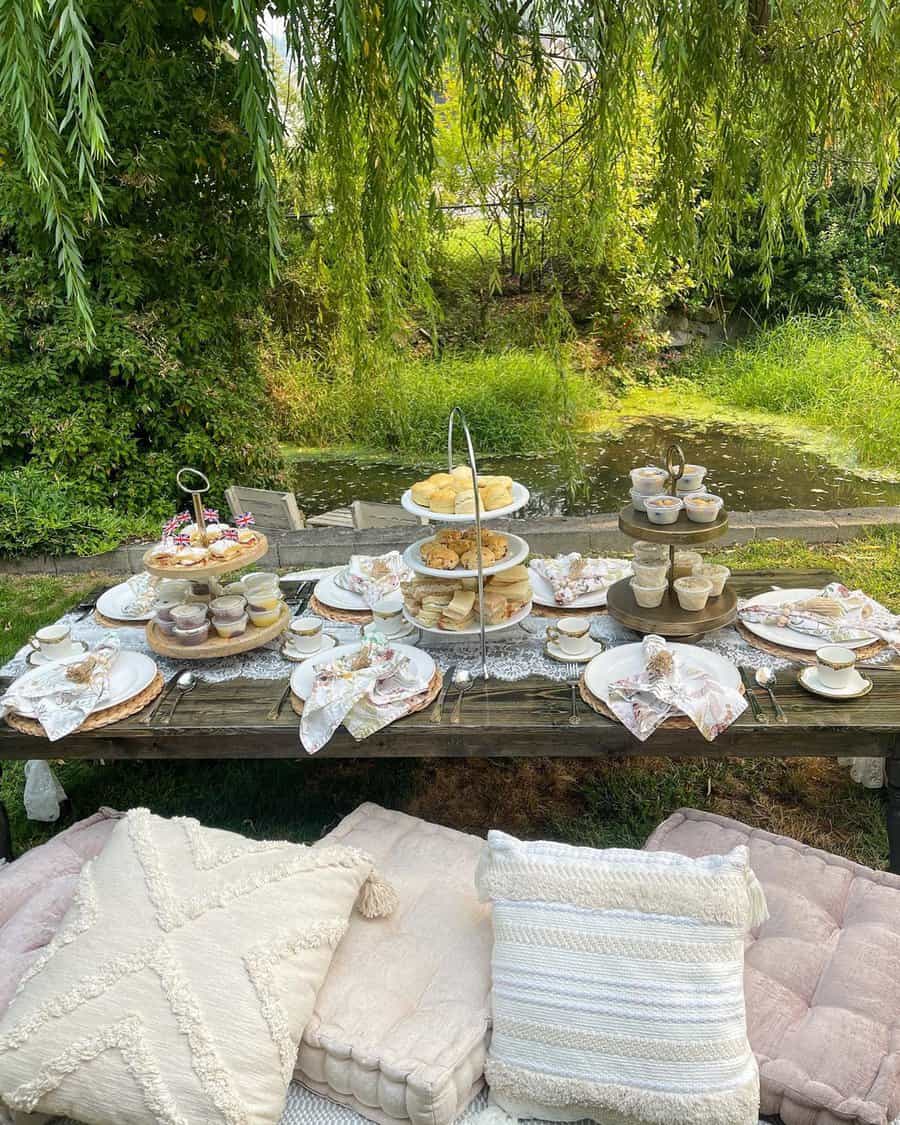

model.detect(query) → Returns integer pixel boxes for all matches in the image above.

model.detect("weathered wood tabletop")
[2,568,899,868]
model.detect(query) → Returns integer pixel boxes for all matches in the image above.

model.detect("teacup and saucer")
[27,624,88,667]
[545,616,604,663]
[283,616,336,662]
[362,597,417,643]
[798,645,872,699]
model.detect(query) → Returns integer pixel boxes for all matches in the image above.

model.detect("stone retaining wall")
[3,507,898,576]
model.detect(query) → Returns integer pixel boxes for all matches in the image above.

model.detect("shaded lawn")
[2,527,896,865]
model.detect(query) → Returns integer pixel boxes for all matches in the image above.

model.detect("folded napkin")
[531,553,631,605]
[740,582,900,652]
[602,634,747,742]
[121,572,160,617]
[300,637,430,754]
[333,551,413,608]
[0,635,121,741]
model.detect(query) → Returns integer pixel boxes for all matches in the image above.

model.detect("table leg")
[886,744,900,875]
[0,762,12,863]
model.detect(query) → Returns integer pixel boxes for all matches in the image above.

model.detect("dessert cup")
[248,603,283,628]
[684,493,724,523]
[674,576,712,611]
[630,466,669,495]
[693,563,729,596]
[644,495,684,524]
[631,578,667,608]
[633,541,669,565]
[673,550,703,579]
[173,621,210,645]
[246,590,281,611]
[632,561,668,586]
[677,464,707,490]
[212,613,248,639]
[630,489,648,513]
[170,603,208,630]
[209,595,246,622]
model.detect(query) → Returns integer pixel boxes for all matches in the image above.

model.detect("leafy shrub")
[0,2,285,557]
[0,466,154,558]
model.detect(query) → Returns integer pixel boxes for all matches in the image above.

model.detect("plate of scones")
[401,466,530,521]
[401,565,533,633]
[404,527,529,578]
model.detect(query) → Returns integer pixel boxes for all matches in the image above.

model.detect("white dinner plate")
[740,588,875,652]
[11,651,158,719]
[95,581,158,622]
[400,481,530,523]
[404,533,529,579]
[312,574,404,613]
[528,562,632,610]
[584,643,741,703]
[290,642,435,701]
[403,600,532,636]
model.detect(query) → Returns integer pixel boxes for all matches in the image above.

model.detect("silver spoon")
[164,670,197,725]
[755,667,787,723]
[449,669,474,725]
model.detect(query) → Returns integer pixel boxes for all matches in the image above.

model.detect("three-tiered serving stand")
[606,445,737,639]
[142,467,288,659]
[399,408,531,679]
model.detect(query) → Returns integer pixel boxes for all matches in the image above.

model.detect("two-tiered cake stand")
[606,445,737,639]
[400,408,531,678]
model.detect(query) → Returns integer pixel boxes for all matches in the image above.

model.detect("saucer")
[798,666,873,700]
[26,641,88,667]
[545,637,604,664]
[363,621,419,643]
[282,634,337,663]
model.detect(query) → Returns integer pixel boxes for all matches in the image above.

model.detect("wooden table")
[2,569,899,871]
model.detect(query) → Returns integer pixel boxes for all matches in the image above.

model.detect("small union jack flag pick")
[223,528,239,541]
[162,517,180,537]
[202,508,219,523]
[173,533,192,548]
[235,511,255,528]
[173,511,191,527]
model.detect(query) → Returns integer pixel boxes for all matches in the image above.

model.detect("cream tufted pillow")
[0,808,395,1125]
[476,830,768,1125]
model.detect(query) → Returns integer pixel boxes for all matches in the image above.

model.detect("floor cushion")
[0,808,396,1125]
[645,808,900,1125]
[475,829,766,1125]
[295,803,493,1125]
[0,809,120,1019]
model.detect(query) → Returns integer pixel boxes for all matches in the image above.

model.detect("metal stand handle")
[447,408,487,679]
[176,467,211,547]
[665,444,685,598]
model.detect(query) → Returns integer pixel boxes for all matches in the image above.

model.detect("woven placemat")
[308,595,373,625]
[94,609,148,629]
[4,671,164,738]
[735,621,887,666]
[290,669,442,718]
[578,674,745,731]
[531,602,609,619]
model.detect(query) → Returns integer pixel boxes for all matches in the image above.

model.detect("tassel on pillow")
[357,868,398,918]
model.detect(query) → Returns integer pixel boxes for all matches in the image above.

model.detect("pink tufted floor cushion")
[646,807,900,1125]
[296,803,493,1125]
[0,809,120,1018]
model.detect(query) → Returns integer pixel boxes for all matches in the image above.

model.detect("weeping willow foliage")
[2,0,898,341]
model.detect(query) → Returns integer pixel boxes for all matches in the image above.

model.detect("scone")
[460,546,497,570]
[209,539,241,560]
[481,482,513,510]
[482,531,508,558]
[454,489,476,515]
[420,542,460,570]
[428,472,455,489]
[451,465,475,488]
[430,487,457,514]
[412,480,439,507]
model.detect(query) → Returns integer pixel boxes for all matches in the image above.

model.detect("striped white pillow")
[476,831,768,1125]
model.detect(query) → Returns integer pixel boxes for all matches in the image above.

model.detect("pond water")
[286,415,900,518]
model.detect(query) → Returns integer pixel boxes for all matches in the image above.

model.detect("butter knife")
[739,666,765,723]
[428,664,456,724]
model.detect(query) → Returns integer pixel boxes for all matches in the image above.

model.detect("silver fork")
[565,663,581,725]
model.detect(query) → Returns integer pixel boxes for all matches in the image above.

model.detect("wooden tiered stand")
[606,445,737,639]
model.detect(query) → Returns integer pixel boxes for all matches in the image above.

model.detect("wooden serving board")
[145,601,289,660]
[142,533,269,579]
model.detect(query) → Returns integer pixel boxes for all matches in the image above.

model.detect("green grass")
[2,531,895,866]
[681,309,900,472]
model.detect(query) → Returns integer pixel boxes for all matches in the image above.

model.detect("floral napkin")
[530,553,631,605]
[0,635,121,741]
[334,551,412,608]
[602,634,747,742]
[121,572,160,617]
[739,582,900,653]
[300,637,431,754]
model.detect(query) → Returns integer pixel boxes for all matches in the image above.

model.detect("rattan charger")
[4,672,164,738]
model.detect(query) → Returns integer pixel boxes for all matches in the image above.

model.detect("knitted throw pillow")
[476,831,768,1125]
[0,808,396,1125]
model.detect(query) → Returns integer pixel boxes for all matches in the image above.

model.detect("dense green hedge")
[0,1,284,558]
